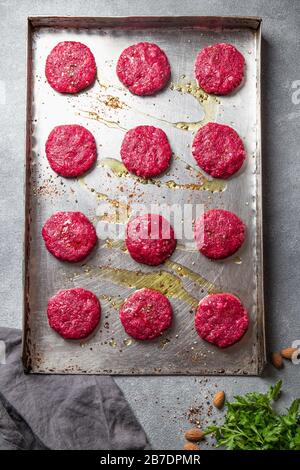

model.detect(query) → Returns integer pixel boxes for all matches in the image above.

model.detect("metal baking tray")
[23,16,265,375]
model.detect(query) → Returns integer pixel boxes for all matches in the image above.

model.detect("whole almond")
[213,390,225,409]
[184,428,205,442]
[281,347,297,360]
[183,442,200,451]
[271,351,283,369]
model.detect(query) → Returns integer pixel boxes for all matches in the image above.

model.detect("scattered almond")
[184,428,205,442]
[213,390,225,409]
[271,351,283,369]
[281,347,297,360]
[183,442,200,451]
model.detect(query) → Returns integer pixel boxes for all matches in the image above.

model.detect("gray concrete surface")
[0,0,299,450]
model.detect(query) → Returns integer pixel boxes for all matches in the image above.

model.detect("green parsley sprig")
[204,381,300,450]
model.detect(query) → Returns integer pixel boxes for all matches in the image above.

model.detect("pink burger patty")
[192,122,246,179]
[45,41,96,94]
[42,211,97,262]
[47,288,101,339]
[119,288,173,340]
[121,125,172,178]
[45,124,97,177]
[195,293,249,347]
[195,43,245,95]
[126,213,177,266]
[194,209,246,260]
[116,42,171,95]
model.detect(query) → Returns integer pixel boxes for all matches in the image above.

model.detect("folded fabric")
[0,328,150,450]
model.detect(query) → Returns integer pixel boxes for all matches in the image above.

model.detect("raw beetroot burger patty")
[195,293,249,347]
[42,211,97,262]
[45,124,97,177]
[47,288,101,339]
[192,123,246,179]
[194,209,245,260]
[195,43,245,95]
[121,125,172,178]
[119,288,173,340]
[45,41,96,94]
[126,213,177,266]
[116,42,171,96]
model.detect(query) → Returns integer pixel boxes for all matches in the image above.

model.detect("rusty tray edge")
[255,23,267,375]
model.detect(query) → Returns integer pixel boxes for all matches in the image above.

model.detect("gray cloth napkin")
[0,328,150,450]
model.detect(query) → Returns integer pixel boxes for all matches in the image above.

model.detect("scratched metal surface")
[23,17,265,374]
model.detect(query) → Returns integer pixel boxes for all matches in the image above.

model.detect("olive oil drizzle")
[78,110,127,131]
[98,158,226,194]
[170,79,220,130]
[164,260,220,294]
